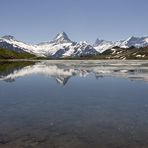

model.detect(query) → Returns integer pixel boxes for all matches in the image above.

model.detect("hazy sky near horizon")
[0,0,148,44]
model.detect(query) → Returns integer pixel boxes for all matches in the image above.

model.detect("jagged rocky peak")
[2,35,16,41]
[51,32,72,44]
[93,38,105,47]
[120,36,148,48]
[125,36,148,44]
[124,36,139,43]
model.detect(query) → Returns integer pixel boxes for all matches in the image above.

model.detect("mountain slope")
[102,46,148,59]
[0,32,97,58]
[117,36,148,48]
[0,48,36,59]
[81,46,148,60]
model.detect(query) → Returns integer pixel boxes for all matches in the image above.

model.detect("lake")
[0,60,148,148]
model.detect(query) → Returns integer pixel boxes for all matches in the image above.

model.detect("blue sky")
[0,0,148,44]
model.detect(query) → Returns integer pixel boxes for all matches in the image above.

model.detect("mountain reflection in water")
[0,60,148,85]
[0,60,148,148]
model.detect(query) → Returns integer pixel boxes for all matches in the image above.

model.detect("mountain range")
[0,32,148,59]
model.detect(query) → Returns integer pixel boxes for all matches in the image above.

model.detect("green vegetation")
[0,48,36,59]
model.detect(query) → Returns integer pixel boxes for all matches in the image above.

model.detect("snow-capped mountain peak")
[50,32,72,44]
[93,38,114,53]
[93,36,148,53]
[119,36,148,48]
[54,32,68,40]
[2,35,16,41]
[93,38,105,47]
[123,36,140,44]
[79,41,88,45]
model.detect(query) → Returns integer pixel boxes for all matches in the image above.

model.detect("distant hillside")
[101,46,148,60]
[0,48,36,59]
[63,46,148,60]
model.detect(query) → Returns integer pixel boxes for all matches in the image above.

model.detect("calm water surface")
[0,60,148,148]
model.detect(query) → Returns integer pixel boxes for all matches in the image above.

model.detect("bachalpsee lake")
[0,60,148,148]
